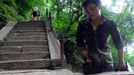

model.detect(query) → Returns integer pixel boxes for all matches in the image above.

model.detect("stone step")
[5,36,47,41]
[15,23,46,27]
[15,25,46,27]
[13,28,46,31]
[9,32,47,36]
[17,21,45,26]
[13,27,46,31]
[7,35,47,38]
[11,30,46,33]
[22,45,49,52]
[0,59,50,70]
[1,40,48,46]
[0,52,50,61]
[0,46,21,53]
[0,45,49,53]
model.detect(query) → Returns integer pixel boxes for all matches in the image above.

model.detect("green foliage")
[15,0,37,19]
[0,2,24,21]
[125,52,134,69]
[0,0,46,27]
[0,0,46,21]
[68,51,84,72]
[112,10,134,45]
[109,45,118,64]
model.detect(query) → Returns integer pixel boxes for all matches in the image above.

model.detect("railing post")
[59,36,67,68]
[46,8,49,20]
[48,12,53,32]
[49,12,52,29]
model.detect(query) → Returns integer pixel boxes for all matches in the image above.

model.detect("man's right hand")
[82,50,92,63]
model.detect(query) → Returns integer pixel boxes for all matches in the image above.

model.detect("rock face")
[0,21,52,70]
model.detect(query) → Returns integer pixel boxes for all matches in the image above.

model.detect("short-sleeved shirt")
[32,7,40,17]
[76,16,123,64]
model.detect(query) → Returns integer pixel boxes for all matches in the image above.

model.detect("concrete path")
[0,69,134,75]
[0,69,82,75]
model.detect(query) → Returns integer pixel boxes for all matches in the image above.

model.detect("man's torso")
[79,17,114,64]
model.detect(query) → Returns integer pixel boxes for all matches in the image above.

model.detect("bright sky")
[101,0,125,13]
[101,0,112,7]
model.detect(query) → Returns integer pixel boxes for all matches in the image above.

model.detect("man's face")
[85,3,100,20]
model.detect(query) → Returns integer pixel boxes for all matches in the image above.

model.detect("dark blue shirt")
[76,16,123,63]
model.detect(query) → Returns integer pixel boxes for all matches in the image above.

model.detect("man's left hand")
[117,62,127,71]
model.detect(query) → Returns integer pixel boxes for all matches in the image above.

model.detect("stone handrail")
[46,21,66,68]
[0,21,17,45]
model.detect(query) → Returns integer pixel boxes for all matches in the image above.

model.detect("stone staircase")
[0,21,56,70]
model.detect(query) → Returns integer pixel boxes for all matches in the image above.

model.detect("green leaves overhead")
[0,2,24,20]
[0,0,47,20]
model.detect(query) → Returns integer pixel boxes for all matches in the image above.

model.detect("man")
[76,0,126,74]
[32,7,40,21]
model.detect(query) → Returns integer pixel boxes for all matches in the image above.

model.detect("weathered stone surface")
[98,71,134,75]
[0,69,76,75]
[47,32,60,60]
[0,52,50,61]
[0,21,17,42]
[15,25,46,27]
[0,69,133,75]
[0,21,52,70]
[13,27,46,31]
[0,46,21,53]
[16,21,45,26]
[9,32,46,36]
[2,40,48,46]
[0,45,49,53]
[22,45,49,52]
[5,36,47,41]
[0,59,50,70]
[11,30,46,33]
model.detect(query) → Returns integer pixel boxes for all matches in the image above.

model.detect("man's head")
[83,0,101,20]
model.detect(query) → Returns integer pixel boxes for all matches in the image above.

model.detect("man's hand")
[117,61,127,71]
[82,50,92,63]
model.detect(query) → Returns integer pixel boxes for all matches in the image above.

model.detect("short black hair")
[82,0,101,8]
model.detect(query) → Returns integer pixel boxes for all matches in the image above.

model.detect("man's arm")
[76,21,86,50]
[110,22,126,70]
[118,48,126,70]
[76,21,91,62]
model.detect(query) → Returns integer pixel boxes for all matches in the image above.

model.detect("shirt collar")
[85,15,107,25]
[101,16,107,24]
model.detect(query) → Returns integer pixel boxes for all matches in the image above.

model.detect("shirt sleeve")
[110,22,123,49]
[76,21,86,50]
